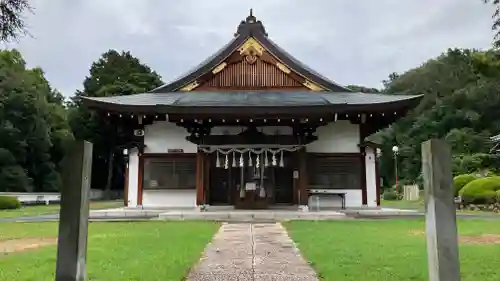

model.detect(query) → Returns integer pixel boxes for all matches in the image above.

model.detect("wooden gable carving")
[179,37,325,92]
[152,12,351,93]
[197,58,304,90]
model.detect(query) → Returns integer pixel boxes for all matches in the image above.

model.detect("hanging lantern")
[279,150,284,167]
[232,151,237,167]
[256,154,260,168]
[264,150,269,167]
[239,153,244,167]
[224,154,229,169]
[248,151,253,167]
[272,152,277,166]
[216,151,221,168]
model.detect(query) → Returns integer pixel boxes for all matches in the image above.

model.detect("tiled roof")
[83,91,422,108]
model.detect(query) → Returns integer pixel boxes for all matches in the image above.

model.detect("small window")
[143,156,196,190]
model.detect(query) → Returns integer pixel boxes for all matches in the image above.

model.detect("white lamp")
[392,146,399,154]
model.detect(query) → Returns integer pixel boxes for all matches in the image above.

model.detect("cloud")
[3,0,494,95]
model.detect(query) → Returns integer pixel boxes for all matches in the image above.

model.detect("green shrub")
[459,177,500,204]
[383,190,399,201]
[453,174,477,196]
[0,196,21,210]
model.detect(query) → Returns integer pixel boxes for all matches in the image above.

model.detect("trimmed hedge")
[383,190,399,201]
[0,196,21,210]
[453,174,477,196]
[459,177,500,204]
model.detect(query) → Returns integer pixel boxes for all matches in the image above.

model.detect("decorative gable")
[152,11,350,93]
[179,37,325,92]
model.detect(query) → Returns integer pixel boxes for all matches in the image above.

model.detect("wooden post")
[298,148,308,205]
[421,139,460,281]
[196,151,205,206]
[137,155,144,206]
[124,162,129,206]
[360,148,367,205]
[375,156,381,206]
[55,141,93,281]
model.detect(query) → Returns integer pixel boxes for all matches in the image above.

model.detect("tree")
[484,0,500,48]
[346,85,380,93]
[373,48,500,187]
[0,49,72,192]
[0,0,31,41]
[69,50,163,198]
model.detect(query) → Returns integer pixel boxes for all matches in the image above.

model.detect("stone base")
[298,205,309,212]
[195,205,210,212]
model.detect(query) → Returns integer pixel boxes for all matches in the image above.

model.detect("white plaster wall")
[365,147,378,207]
[308,190,363,208]
[306,120,363,208]
[306,121,360,153]
[127,148,139,207]
[144,121,197,153]
[142,190,196,208]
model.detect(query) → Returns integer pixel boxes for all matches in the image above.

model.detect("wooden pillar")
[196,151,205,205]
[137,155,144,206]
[360,148,367,205]
[203,153,210,205]
[55,141,92,281]
[422,139,460,281]
[375,154,381,206]
[298,148,308,205]
[293,153,298,205]
[124,162,129,206]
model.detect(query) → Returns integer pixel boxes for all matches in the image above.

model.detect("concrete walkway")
[186,223,319,281]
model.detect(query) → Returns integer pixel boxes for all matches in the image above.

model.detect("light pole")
[392,145,399,192]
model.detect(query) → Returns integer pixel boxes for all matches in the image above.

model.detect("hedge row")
[0,196,21,210]
[459,176,500,204]
[453,174,477,196]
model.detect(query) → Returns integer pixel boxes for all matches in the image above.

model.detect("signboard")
[293,170,299,179]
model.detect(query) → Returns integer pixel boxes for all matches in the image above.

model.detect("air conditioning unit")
[133,129,145,136]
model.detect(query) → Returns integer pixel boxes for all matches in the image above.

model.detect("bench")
[308,189,347,210]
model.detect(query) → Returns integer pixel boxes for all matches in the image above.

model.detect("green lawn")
[285,219,500,281]
[381,199,424,210]
[0,221,219,281]
[381,199,500,216]
[0,200,124,218]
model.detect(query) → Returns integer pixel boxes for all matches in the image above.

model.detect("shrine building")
[82,12,422,210]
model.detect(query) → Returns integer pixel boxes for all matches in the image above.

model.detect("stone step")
[157,211,346,221]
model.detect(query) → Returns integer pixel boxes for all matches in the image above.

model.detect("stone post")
[421,139,460,281]
[55,141,93,281]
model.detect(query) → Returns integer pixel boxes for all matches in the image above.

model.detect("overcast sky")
[3,0,495,96]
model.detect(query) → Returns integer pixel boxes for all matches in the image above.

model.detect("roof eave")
[81,95,422,116]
